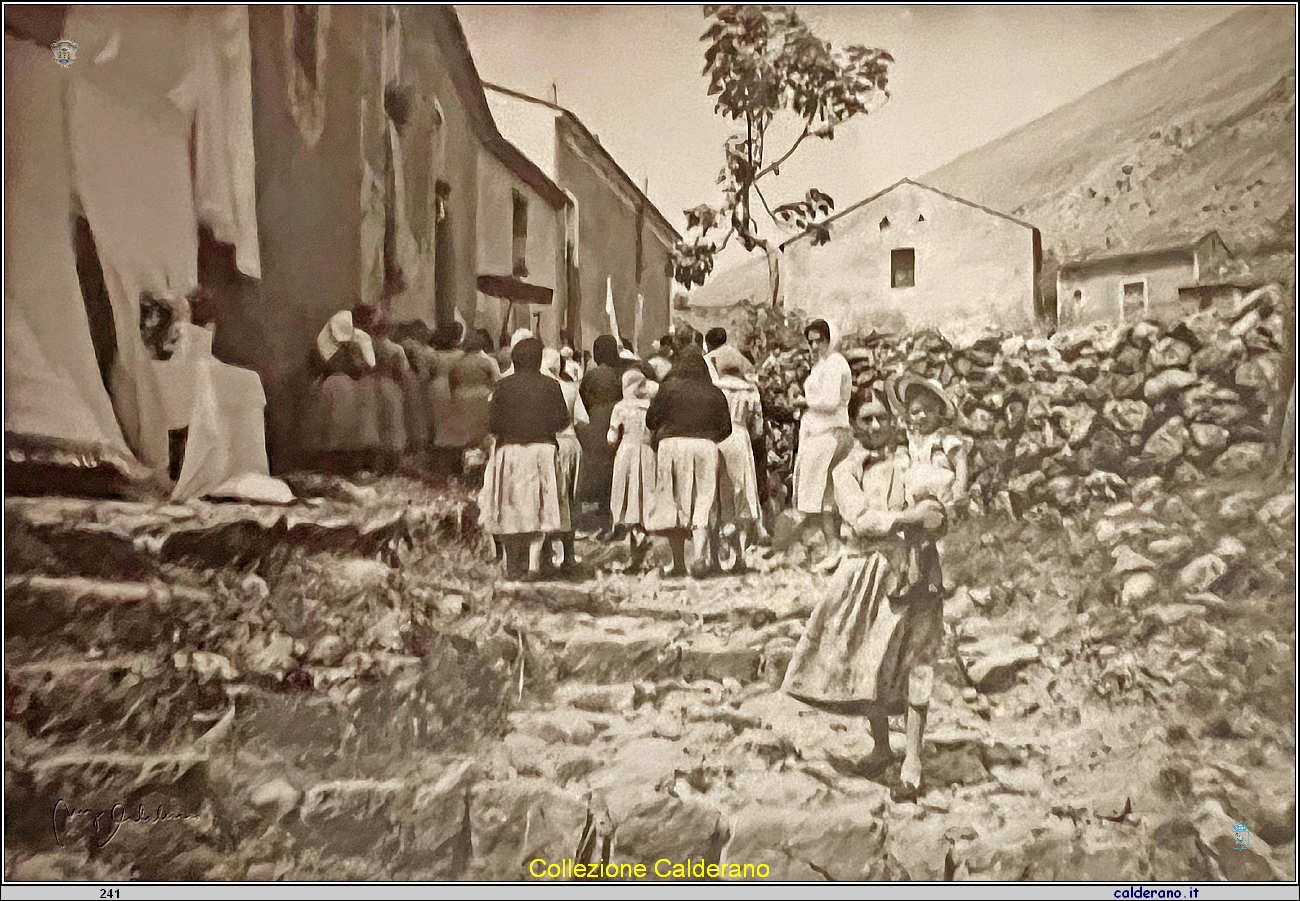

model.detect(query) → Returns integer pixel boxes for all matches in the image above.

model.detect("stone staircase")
[6,480,1293,882]
[3,488,905,881]
[3,489,486,881]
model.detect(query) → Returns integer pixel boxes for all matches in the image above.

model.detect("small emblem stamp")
[52,38,77,68]
[1233,822,1251,851]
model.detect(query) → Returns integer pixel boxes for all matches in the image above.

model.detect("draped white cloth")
[3,36,136,470]
[62,6,260,472]
[156,324,292,504]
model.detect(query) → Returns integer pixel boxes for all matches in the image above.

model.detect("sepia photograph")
[2,3,1297,891]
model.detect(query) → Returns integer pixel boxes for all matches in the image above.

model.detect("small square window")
[1122,281,1146,321]
[891,247,915,288]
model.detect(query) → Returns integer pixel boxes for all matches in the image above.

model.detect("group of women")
[478,330,768,580]
[311,305,968,791]
[306,309,504,479]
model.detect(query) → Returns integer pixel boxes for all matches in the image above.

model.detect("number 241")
[100,891,121,900]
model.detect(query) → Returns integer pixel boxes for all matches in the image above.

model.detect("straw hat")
[888,373,954,420]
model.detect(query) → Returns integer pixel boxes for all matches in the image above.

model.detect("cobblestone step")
[5,575,210,653]
[6,652,229,750]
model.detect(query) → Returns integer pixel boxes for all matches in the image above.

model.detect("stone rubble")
[5,285,1296,883]
[752,285,1290,516]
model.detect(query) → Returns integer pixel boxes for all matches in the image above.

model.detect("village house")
[235,6,568,468]
[484,83,681,355]
[1055,230,1234,327]
[688,179,1044,344]
[5,5,572,478]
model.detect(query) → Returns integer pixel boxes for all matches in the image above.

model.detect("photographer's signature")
[53,799,201,848]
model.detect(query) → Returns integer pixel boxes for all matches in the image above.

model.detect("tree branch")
[752,183,780,229]
[755,117,814,181]
[713,226,736,254]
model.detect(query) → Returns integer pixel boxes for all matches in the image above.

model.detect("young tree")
[673,6,893,307]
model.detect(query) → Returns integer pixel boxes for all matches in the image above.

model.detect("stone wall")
[753,285,1294,515]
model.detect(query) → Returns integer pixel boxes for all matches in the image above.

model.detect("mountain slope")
[922,5,1296,267]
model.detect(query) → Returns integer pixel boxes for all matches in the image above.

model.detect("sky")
[457,4,1242,274]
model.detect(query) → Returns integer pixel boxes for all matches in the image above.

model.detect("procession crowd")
[306,307,977,790]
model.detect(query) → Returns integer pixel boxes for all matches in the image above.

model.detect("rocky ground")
[4,465,1295,882]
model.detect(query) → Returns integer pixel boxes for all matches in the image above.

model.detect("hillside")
[923,5,1296,274]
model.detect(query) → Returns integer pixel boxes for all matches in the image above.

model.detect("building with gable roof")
[688,178,1044,343]
[484,83,681,355]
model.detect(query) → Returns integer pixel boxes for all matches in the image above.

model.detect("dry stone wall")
[752,286,1293,515]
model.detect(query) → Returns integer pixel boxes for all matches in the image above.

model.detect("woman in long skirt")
[783,382,952,791]
[426,323,467,482]
[543,347,587,574]
[478,338,571,580]
[608,369,657,572]
[577,335,625,535]
[352,306,409,475]
[791,318,854,562]
[450,329,500,478]
[308,310,380,474]
[711,346,764,571]
[644,347,732,577]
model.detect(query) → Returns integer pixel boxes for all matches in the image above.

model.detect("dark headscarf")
[592,335,621,368]
[804,319,831,343]
[669,346,712,384]
[431,324,461,351]
[511,337,544,373]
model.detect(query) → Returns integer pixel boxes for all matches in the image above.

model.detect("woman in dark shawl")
[478,338,570,580]
[576,334,625,534]
[644,346,732,577]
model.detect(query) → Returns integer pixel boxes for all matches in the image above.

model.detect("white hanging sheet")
[3,35,136,468]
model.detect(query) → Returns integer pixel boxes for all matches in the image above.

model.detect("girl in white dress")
[607,369,657,572]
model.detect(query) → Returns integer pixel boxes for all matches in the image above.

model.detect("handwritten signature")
[53,799,201,848]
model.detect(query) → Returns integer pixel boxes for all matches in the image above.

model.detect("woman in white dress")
[791,318,854,561]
